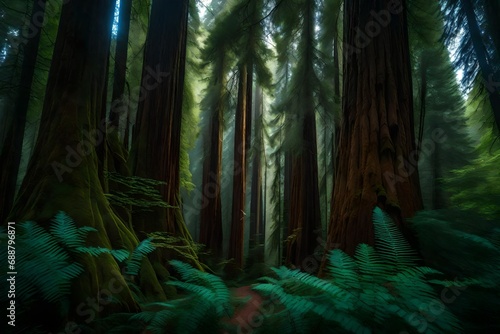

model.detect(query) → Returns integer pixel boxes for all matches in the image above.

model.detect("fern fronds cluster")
[147,231,204,265]
[251,207,462,334]
[410,209,500,332]
[112,260,233,334]
[0,212,147,314]
[104,171,177,212]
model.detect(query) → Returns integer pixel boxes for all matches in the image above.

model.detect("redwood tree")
[281,0,323,269]
[7,0,164,328]
[249,86,264,249]
[129,0,200,268]
[228,65,249,267]
[109,0,132,133]
[324,0,423,258]
[0,0,46,224]
[198,10,235,257]
[227,0,269,267]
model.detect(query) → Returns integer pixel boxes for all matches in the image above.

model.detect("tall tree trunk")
[285,0,321,269]
[109,0,132,132]
[228,65,248,268]
[0,0,46,224]
[7,0,165,328]
[129,0,200,268]
[483,0,500,64]
[432,142,444,209]
[323,0,423,260]
[286,113,321,269]
[461,0,500,133]
[245,63,254,156]
[199,55,226,257]
[250,86,264,248]
[282,150,291,263]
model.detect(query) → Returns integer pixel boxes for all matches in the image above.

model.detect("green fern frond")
[354,243,391,282]
[372,207,419,271]
[50,211,97,249]
[0,219,87,307]
[128,261,232,334]
[169,260,232,316]
[110,249,130,262]
[125,238,155,276]
[327,249,360,290]
[147,309,176,334]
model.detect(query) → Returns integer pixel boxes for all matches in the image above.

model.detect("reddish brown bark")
[7,0,162,328]
[129,0,200,269]
[324,0,423,260]
[228,65,249,267]
[284,0,321,269]
[249,86,264,248]
[199,55,226,257]
[286,112,322,269]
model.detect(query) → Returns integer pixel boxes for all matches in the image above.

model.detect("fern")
[125,238,156,276]
[50,211,98,248]
[252,207,462,334]
[121,260,233,334]
[105,172,177,212]
[168,260,232,317]
[0,210,136,331]
[3,220,84,304]
[372,207,420,272]
[410,209,500,332]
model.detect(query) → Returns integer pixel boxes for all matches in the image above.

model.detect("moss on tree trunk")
[8,0,164,329]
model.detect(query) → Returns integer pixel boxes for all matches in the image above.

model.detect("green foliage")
[410,208,500,331]
[409,0,476,210]
[104,172,177,212]
[252,207,462,334]
[109,260,234,334]
[372,208,420,271]
[148,231,205,265]
[440,0,499,91]
[96,207,500,333]
[0,218,81,306]
[125,238,156,276]
[443,83,500,218]
[0,212,127,314]
[179,0,204,193]
[445,151,500,218]
[410,209,500,284]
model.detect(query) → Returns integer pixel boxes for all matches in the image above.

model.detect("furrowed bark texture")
[8,0,165,328]
[326,0,423,257]
[199,54,226,257]
[285,0,321,269]
[228,65,248,267]
[130,0,201,269]
[250,86,264,248]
